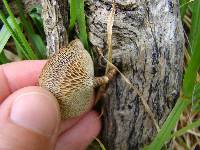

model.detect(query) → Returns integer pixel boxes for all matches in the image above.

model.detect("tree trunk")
[41,0,68,56]
[39,0,184,149]
[85,0,184,149]
[21,0,68,56]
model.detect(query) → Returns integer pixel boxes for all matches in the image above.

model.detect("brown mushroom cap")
[39,39,94,120]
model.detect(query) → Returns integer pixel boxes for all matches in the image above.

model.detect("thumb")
[0,86,61,150]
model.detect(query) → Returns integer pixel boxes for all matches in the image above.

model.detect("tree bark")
[41,0,68,56]
[20,0,68,56]
[85,0,184,149]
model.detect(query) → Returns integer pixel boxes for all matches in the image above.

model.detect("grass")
[0,0,200,149]
[69,0,93,58]
[1,0,37,59]
[0,16,20,54]
[16,0,46,59]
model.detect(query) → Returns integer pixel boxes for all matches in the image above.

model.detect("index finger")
[0,60,46,102]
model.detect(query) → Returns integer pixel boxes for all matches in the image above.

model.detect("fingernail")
[10,91,59,137]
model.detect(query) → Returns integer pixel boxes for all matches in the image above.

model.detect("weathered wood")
[85,0,184,149]
[41,0,68,56]
[22,0,68,56]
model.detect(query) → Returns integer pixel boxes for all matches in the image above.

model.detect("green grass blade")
[14,39,25,59]
[191,83,200,112]
[0,50,9,64]
[0,25,10,53]
[29,6,45,37]
[0,11,31,59]
[31,34,47,58]
[76,0,89,50]
[69,0,93,58]
[69,0,77,31]
[171,119,200,139]
[95,138,106,150]
[145,98,190,150]
[189,0,200,54]
[0,17,20,53]
[183,0,200,97]
[0,16,17,53]
[183,46,200,97]
[2,0,37,59]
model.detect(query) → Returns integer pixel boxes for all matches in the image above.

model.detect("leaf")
[191,83,200,112]
[189,0,200,54]
[0,24,10,54]
[183,43,200,97]
[2,0,37,59]
[31,34,47,59]
[171,119,200,139]
[0,17,20,53]
[76,0,89,50]
[29,6,44,35]
[69,0,77,31]
[69,0,93,58]
[145,98,190,150]
[0,11,30,59]
[14,39,24,59]
[183,0,200,97]
[95,138,106,150]
[0,50,9,64]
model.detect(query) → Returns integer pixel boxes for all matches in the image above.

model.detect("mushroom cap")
[39,39,94,119]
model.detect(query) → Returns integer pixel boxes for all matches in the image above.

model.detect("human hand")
[0,60,101,150]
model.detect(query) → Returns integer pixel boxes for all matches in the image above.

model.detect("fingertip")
[0,60,46,97]
[0,86,61,137]
[86,111,101,135]
[0,86,61,150]
[56,111,101,150]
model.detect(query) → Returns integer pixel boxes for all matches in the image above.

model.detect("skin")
[0,60,101,150]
